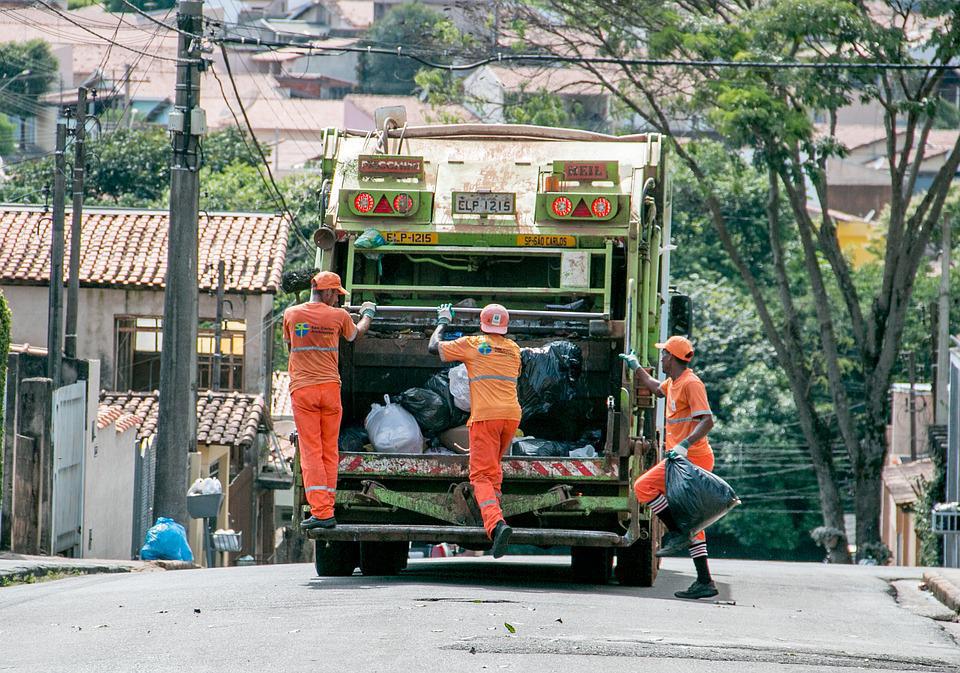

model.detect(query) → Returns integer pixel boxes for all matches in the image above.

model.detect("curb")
[923,571,960,614]
[0,559,198,586]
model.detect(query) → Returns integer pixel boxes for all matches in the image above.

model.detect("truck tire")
[571,546,613,584]
[359,541,409,576]
[615,539,658,587]
[314,540,360,577]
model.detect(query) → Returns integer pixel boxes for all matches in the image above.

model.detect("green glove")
[437,303,454,325]
[619,350,641,371]
[359,301,376,318]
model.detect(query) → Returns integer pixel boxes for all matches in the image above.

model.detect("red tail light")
[591,197,612,218]
[393,193,414,214]
[551,196,573,217]
[354,192,375,213]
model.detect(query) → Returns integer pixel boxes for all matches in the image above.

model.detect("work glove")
[437,303,455,325]
[666,439,690,460]
[618,350,641,371]
[359,301,377,318]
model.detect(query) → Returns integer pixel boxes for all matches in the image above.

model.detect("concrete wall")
[83,424,137,559]
[1,285,275,396]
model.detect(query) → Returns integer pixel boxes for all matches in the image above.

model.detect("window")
[115,317,245,392]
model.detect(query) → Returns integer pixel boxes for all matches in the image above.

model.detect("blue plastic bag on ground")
[139,517,194,562]
[665,455,740,537]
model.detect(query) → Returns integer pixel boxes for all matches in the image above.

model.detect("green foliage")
[0,113,15,155]
[359,2,470,95]
[0,290,9,491]
[67,0,100,8]
[0,40,58,120]
[202,127,266,173]
[504,89,571,127]
[915,430,947,566]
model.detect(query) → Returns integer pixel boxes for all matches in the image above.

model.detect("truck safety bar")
[344,305,608,321]
[307,524,637,547]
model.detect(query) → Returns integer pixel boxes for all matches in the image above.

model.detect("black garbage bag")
[339,426,369,452]
[665,454,740,537]
[424,370,470,427]
[518,341,583,420]
[396,387,459,436]
[510,437,583,457]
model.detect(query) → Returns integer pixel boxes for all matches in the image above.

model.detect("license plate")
[452,191,516,215]
[516,234,576,247]
[383,231,438,245]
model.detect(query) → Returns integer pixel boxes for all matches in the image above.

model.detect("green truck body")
[295,119,676,586]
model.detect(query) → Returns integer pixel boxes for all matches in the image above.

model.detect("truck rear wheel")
[571,546,613,584]
[314,540,360,577]
[615,538,658,587]
[359,541,409,576]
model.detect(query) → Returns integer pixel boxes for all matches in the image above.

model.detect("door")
[52,382,86,555]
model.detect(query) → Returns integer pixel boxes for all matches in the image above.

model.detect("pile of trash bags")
[361,340,588,455]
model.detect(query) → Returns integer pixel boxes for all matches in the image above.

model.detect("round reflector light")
[591,197,612,218]
[393,193,414,214]
[551,196,573,217]
[354,192,375,214]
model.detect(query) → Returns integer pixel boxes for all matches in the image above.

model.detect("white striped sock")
[689,542,708,558]
[648,495,669,513]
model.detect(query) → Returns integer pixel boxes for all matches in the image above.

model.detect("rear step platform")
[306,524,635,547]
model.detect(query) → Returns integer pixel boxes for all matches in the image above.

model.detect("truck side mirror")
[668,294,693,338]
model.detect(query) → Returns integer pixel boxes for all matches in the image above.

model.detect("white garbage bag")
[365,395,425,454]
[448,364,471,412]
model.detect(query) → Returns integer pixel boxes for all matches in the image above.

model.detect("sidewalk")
[923,568,960,615]
[0,552,195,585]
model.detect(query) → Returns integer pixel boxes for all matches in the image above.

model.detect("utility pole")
[46,118,67,388]
[65,87,87,360]
[908,351,917,461]
[936,215,951,425]
[212,259,224,392]
[154,0,205,527]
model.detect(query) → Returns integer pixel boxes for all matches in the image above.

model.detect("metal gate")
[52,382,87,555]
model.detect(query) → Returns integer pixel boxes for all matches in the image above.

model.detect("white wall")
[83,423,137,559]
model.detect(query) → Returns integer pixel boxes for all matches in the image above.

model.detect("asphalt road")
[1,556,958,673]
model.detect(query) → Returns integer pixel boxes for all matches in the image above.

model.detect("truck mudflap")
[306,524,637,548]
[338,453,620,481]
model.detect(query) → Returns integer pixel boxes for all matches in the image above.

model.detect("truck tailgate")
[338,452,620,481]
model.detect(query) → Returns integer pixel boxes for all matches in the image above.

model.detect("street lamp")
[0,69,31,95]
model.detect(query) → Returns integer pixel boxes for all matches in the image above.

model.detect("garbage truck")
[289,108,689,586]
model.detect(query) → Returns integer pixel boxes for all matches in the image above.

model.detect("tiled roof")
[343,94,478,129]
[882,458,935,506]
[0,206,288,293]
[98,390,267,447]
[271,371,292,418]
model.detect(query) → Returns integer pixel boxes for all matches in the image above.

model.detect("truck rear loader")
[290,111,688,586]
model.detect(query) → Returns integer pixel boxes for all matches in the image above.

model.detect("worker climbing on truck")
[428,302,521,558]
[621,335,719,599]
[284,271,376,531]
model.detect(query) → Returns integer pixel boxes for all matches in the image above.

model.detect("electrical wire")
[216,34,960,72]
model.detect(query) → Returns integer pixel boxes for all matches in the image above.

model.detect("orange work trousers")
[469,418,521,538]
[634,448,715,543]
[291,382,343,519]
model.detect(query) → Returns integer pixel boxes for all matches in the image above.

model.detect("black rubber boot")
[490,520,512,559]
[300,516,337,530]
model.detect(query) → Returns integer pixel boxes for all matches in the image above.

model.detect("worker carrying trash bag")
[428,303,520,558]
[283,271,376,531]
[621,335,720,600]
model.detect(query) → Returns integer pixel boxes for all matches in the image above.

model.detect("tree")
[359,2,471,95]
[0,114,15,156]
[106,0,175,12]
[0,40,57,121]
[516,0,960,561]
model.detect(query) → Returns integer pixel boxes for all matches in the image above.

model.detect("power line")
[215,34,960,72]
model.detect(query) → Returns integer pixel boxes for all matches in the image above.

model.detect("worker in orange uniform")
[428,303,520,558]
[283,271,376,530]
[620,336,718,600]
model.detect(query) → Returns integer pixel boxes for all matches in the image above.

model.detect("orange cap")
[311,271,349,295]
[654,335,694,362]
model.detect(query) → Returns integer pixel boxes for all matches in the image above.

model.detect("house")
[880,457,935,566]
[249,38,360,100]
[97,390,283,565]
[462,65,612,131]
[0,205,288,397]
